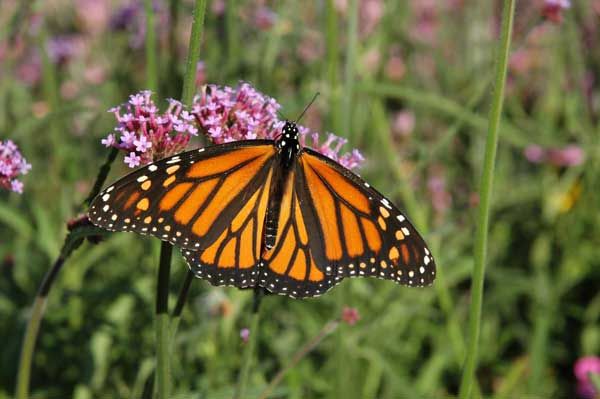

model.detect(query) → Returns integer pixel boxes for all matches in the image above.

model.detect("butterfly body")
[89,121,436,298]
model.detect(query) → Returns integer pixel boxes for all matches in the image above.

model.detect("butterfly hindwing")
[258,168,336,298]
[180,164,273,289]
[89,140,277,251]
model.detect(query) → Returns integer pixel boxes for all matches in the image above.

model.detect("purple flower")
[240,328,250,343]
[192,83,365,170]
[133,135,152,153]
[46,35,84,65]
[104,90,196,167]
[524,144,584,167]
[124,152,141,168]
[0,139,31,194]
[101,134,115,147]
[524,145,545,164]
[547,145,584,167]
[574,356,600,399]
[341,307,360,325]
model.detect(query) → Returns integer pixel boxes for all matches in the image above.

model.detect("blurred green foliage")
[1,0,599,398]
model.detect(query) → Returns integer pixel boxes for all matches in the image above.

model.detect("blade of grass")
[458,0,516,397]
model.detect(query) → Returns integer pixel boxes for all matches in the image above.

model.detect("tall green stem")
[155,241,172,399]
[182,0,207,106]
[342,0,358,140]
[154,3,207,396]
[458,1,516,397]
[144,0,158,93]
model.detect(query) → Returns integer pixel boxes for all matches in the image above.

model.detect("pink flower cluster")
[524,144,585,167]
[102,91,198,167]
[191,83,365,170]
[341,306,361,325]
[103,84,365,171]
[0,140,31,194]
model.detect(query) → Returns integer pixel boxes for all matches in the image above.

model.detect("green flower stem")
[342,0,358,140]
[458,1,516,398]
[181,0,207,106]
[15,226,110,399]
[15,296,47,399]
[234,289,264,399]
[155,241,172,399]
[325,0,340,133]
[258,320,339,399]
[144,0,158,93]
[155,2,207,396]
[169,270,194,342]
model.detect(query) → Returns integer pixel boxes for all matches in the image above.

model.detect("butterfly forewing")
[89,140,276,251]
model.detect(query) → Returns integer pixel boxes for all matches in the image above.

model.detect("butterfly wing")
[89,140,277,252]
[297,148,436,295]
[258,167,336,297]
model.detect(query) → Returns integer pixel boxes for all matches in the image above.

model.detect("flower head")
[0,139,31,194]
[574,356,600,399]
[543,0,571,24]
[240,328,250,343]
[524,144,584,167]
[192,83,365,170]
[341,307,361,325]
[104,90,196,167]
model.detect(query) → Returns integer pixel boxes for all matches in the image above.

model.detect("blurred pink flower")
[391,110,415,138]
[360,0,384,37]
[543,0,571,23]
[574,356,600,399]
[547,145,585,167]
[240,328,250,343]
[341,307,360,325]
[75,0,111,34]
[0,139,31,194]
[385,54,406,81]
[110,0,169,49]
[192,83,365,170]
[253,6,277,30]
[47,35,85,65]
[524,145,545,163]
[104,90,197,167]
[427,172,452,218]
[195,61,206,88]
[410,0,439,44]
[524,144,584,167]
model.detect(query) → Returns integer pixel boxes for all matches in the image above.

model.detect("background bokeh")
[1,0,598,398]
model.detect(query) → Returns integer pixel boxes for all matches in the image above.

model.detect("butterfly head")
[277,120,301,152]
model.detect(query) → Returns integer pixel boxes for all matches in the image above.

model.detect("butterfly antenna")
[295,92,320,123]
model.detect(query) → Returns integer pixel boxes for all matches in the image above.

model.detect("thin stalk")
[458,1,516,397]
[325,0,340,132]
[144,0,158,93]
[155,241,172,399]
[258,320,339,399]
[15,297,47,399]
[169,270,194,342]
[234,289,264,399]
[342,0,359,139]
[182,0,207,106]
[335,2,359,397]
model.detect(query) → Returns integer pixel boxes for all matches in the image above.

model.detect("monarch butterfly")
[89,121,436,298]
